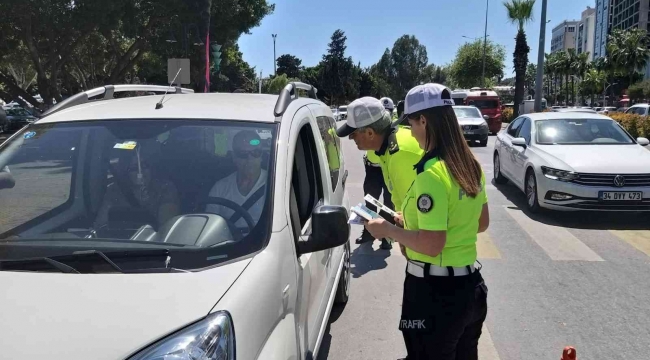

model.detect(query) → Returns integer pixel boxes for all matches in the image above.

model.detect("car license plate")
[599,191,642,201]
[464,131,474,135]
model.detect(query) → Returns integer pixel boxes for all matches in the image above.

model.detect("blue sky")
[239,0,593,79]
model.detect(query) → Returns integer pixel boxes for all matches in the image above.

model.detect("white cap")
[404,83,454,116]
[379,97,395,110]
[336,97,387,137]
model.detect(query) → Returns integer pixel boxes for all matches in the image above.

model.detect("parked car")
[453,106,489,147]
[0,83,352,360]
[451,88,503,134]
[550,107,597,114]
[0,107,6,134]
[494,112,650,212]
[337,105,348,121]
[598,107,617,115]
[1,106,37,133]
[624,104,650,116]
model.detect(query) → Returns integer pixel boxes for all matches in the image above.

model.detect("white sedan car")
[494,112,650,212]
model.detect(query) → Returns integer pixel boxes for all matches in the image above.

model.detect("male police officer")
[336,97,423,248]
[357,97,396,249]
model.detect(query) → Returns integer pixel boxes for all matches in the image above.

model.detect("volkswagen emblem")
[463,125,470,130]
[613,175,626,187]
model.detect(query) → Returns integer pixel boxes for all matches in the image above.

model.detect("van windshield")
[0,120,276,271]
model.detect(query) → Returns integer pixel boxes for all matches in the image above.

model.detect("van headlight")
[541,166,579,182]
[129,311,235,360]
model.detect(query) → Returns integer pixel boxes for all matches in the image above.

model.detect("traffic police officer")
[357,97,396,249]
[365,83,490,360]
[336,97,423,249]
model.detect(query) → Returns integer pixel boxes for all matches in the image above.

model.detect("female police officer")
[365,83,490,360]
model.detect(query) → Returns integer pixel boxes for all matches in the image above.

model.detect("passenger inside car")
[205,130,267,229]
[94,144,180,230]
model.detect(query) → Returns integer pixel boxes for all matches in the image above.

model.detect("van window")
[316,116,341,191]
[0,127,81,234]
[290,124,324,233]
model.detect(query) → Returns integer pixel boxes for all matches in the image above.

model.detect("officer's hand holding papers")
[349,195,396,244]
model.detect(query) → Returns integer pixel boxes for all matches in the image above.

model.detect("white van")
[0,83,351,360]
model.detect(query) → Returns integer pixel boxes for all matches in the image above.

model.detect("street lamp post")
[481,0,489,88]
[603,82,617,107]
[534,0,548,112]
[272,34,277,76]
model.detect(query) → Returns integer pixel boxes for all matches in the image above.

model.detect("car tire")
[525,169,542,213]
[334,241,350,305]
[479,138,488,147]
[493,153,508,184]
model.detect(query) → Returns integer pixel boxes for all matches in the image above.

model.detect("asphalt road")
[319,134,650,360]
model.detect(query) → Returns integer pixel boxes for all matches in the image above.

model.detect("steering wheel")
[200,196,256,241]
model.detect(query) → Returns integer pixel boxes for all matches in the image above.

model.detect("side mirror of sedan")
[483,115,490,120]
[298,205,350,255]
[511,137,527,148]
[637,137,650,146]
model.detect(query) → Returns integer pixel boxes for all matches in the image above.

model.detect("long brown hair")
[411,105,483,197]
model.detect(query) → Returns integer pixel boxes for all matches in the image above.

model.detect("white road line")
[479,324,501,360]
[505,207,604,261]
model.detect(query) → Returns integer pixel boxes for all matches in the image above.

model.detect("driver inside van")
[206,130,267,227]
[95,146,180,230]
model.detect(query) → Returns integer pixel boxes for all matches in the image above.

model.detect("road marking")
[505,207,604,261]
[610,230,650,258]
[477,232,501,259]
[479,325,501,360]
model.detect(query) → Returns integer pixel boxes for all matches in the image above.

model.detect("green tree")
[319,30,355,104]
[276,54,303,79]
[266,74,300,94]
[525,63,536,96]
[582,69,605,105]
[449,39,505,89]
[504,0,535,117]
[390,35,429,98]
[0,0,274,107]
[607,28,650,88]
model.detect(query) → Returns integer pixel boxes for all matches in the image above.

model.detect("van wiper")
[0,257,80,273]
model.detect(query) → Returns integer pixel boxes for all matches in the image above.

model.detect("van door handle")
[342,170,348,187]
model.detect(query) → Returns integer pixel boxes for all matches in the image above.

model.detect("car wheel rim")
[527,174,536,208]
[494,156,500,178]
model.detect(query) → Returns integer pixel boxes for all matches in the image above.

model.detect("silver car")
[453,106,489,147]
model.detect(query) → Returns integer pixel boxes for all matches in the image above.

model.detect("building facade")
[551,20,580,53]
[594,0,610,59]
[578,7,597,60]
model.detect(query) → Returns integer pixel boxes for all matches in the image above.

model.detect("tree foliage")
[449,40,505,89]
[276,54,303,79]
[0,0,274,108]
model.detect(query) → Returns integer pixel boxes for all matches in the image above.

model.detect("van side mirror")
[511,137,527,148]
[637,137,649,146]
[297,205,350,255]
[483,115,490,120]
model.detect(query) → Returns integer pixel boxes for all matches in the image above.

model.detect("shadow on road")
[350,240,390,278]
[316,301,347,360]
[492,179,650,230]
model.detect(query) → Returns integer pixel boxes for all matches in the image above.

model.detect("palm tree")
[554,51,569,105]
[504,0,536,117]
[573,52,590,105]
[583,69,605,105]
[607,28,650,88]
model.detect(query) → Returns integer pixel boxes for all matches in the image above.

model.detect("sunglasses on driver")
[234,149,262,159]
